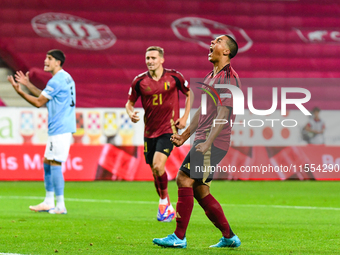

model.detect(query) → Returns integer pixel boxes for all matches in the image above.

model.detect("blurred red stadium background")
[1,0,339,181]
[1,0,340,108]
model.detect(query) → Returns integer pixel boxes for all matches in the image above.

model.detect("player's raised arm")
[125,100,140,123]
[14,71,42,97]
[7,75,48,108]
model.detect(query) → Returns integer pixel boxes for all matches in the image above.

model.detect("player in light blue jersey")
[7,49,76,214]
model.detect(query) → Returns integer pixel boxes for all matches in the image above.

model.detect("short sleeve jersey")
[41,69,76,136]
[128,69,189,138]
[195,64,241,151]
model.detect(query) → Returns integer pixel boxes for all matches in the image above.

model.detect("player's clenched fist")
[170,133,185,147]
[129,111,140,123]
[195,141,210,155]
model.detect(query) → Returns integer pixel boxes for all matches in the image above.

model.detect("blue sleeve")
[42,80,61,100]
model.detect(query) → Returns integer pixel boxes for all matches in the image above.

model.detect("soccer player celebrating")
[153,35,241,248]
[7,49,76,214]
[126,46,191,222]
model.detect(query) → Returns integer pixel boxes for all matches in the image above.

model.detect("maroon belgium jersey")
[128,68,189,138]
[195,64,241,151]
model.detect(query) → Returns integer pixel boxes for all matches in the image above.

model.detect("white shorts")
[44,133,72,162]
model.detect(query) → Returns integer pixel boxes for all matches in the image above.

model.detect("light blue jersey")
[41,69,76,136]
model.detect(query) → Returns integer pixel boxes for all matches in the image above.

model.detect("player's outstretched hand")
[129,111,140,123]
[175,117,186,129]
[171,133,185,147]
[14,71,29,87]
[7,75,22,94]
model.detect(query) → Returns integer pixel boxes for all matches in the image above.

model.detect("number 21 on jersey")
[152,93,162,105]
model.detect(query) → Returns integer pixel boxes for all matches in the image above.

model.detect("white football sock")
[44,191,55,206]
[56,195,65,209]
[159,197,168,205]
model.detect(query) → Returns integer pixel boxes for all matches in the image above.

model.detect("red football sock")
[198,194,233,238]
[174,187,194,240]
[153,176,161,197]
[156,172,170,203]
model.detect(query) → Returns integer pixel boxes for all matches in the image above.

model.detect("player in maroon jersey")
[153,35,241,248]
[126,46,191,222]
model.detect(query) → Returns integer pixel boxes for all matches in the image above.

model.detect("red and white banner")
[1,108,340,146]
[1,144,339,181]
[0,145,103,181]
[217,145,340,180]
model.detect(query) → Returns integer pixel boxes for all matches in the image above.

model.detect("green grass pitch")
[0,181,339,254]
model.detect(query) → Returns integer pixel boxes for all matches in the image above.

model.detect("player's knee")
[152,164,165,176]
[193,185,210,201]
[176,171,193,187]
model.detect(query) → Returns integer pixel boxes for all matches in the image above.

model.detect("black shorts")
[144,133,174,165]
[180,139,227,186]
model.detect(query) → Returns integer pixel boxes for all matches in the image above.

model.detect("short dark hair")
[47,49,65,66]
[146,46,164,58]
[225,35,238,59]
[312,107,321,113]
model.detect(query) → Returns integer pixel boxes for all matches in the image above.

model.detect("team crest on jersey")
[31,12,116,50]
[171,17,252,53]
[164,81,170,90]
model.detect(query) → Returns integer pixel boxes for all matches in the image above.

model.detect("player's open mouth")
[208,47,213,56]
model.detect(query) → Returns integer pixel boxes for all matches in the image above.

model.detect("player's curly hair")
[225,35,238,59]
[146,46,164,58]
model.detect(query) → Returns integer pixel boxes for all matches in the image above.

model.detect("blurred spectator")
[302,107,325,144]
